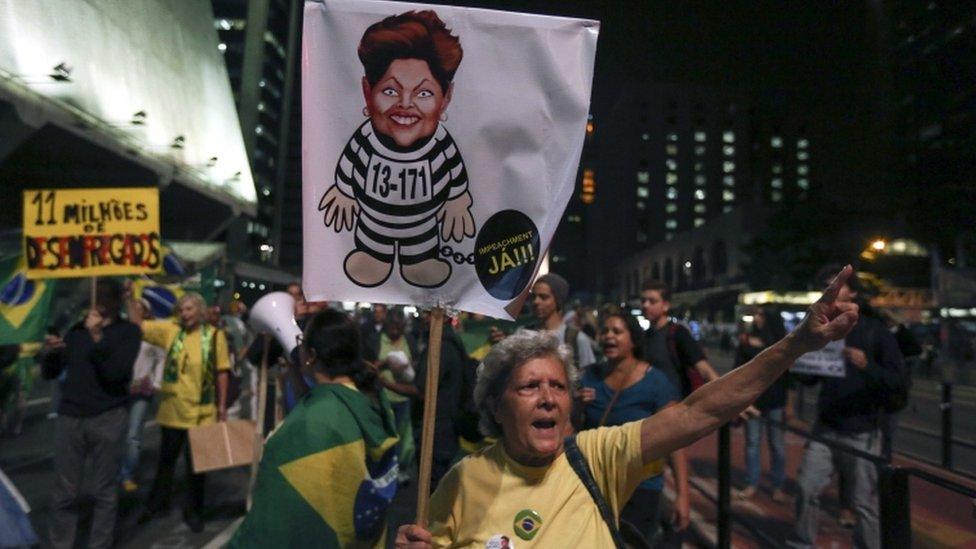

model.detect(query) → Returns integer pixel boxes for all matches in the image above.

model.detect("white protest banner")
[792,339,847,378]
[302,0,599,319]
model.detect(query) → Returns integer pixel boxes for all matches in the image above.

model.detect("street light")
[860,238,888,261]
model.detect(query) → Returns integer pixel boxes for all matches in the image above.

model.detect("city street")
[3,351,976,547]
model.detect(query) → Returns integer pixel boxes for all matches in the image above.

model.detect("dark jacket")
[811,315,906,433]
[42,320,141,417]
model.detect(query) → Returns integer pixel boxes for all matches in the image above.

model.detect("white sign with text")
[792,339,847,378]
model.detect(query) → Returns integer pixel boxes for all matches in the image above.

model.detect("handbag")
[564,435,651,549]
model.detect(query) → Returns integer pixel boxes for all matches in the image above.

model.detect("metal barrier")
[796,381,976,476]
[711,416,976,549]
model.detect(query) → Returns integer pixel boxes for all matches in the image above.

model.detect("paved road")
[708,348,976,477]
[0,381,246,548]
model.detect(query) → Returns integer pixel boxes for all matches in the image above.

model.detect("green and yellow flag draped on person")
[230,383,399,549]
[0,255,56,345]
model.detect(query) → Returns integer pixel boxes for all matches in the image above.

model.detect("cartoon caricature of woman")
[319,10,476,288]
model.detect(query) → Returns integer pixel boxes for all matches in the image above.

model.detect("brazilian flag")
[230,383,399,548]
[0,255,56,345]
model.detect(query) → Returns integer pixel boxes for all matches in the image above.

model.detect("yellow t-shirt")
[429,421,649,548]
[142,320,230,429]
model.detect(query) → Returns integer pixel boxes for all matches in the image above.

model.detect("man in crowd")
[788,265,906,549]
[639,280,720,396]
[40,280,141,549]
[529,273,597,368]
[360,303,388,362]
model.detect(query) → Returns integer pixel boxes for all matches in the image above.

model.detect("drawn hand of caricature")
[318,185,360,233]
[436,191,476,243]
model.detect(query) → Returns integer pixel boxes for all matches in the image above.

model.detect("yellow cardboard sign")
[22,188,162,279]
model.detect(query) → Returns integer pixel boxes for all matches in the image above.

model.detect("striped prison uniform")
[333,121,469,265]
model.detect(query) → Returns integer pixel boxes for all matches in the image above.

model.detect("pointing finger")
[817,264,852,304]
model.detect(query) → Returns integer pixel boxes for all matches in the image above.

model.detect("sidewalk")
[677,423,976,548]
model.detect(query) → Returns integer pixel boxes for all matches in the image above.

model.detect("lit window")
[695,145,706,156]
[666,144,678,156]
[255,125,264,135]
[797,138,809,149]
[723,205,733,213]
[219,19,232,30]
[667,133,678,142]
[798,165,809,175]
[694,189,706,200]
[641,133,650,141]
[666,173,678,185]
[797,151,809,161]
[666,159,678,171]
[665,203,677,213]
[723,131,735,144]
[723,145,735,156]
[771,190,783,202]
[694,218,705,227]
[723,161,735,173]
[723,175,735,187]
[667,187,678,200]
[695,174,706,186]
[218,43,227,53]
[637,171,650,184]
[636,201,645,210]
[694,162,703,172]
[723,189,735,202]
[695,131,707,142]
[637,187,649,198]
[771,178,783,189]
[257,102,266,112]
[771,136,783,148]
[798,178,809,189]
[258,79,267,88]
[694,203,707,213]
[666,219,677,229]
[772,163,782,174]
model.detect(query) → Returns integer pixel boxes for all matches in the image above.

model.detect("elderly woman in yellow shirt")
[137,292,230,532]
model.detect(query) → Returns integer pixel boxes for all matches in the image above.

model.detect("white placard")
[792,339,847,378]
[302,0,599,319]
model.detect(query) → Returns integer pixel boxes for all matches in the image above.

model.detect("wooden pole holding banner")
[247,334,271,511]
[415,307,445,526]
[90,277,97,309]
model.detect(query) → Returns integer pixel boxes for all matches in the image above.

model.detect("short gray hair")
[473,330,579,438]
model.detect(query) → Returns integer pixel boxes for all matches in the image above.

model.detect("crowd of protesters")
[0,260,915,548]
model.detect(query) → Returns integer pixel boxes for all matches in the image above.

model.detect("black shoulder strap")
[564,435,626,549]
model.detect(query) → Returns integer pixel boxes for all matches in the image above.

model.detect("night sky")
[415,0,886,210]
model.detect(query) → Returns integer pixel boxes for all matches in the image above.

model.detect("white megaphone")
[249,291,302,355]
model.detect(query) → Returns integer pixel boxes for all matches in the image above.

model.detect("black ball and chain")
[440,246,475,265]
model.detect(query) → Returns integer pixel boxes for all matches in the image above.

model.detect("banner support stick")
[90,277,97,309]
[247,334,271,511]
[415,306,445,526]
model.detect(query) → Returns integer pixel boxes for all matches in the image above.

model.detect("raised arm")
[640,265,859,463]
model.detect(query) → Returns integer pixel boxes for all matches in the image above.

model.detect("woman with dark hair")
[579,312,690,543]
[231,309,399,548]
[735,304,792,502]
[320,9,476,289]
